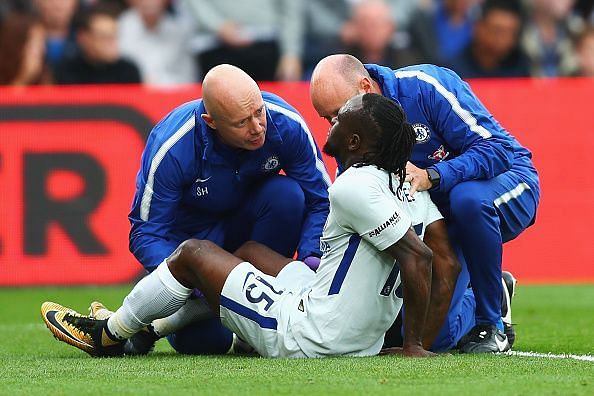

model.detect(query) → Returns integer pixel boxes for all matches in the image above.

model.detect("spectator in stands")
[574,26,594,77]
[521,0,580,76]
[0,13,51,85]
[387,0,420,29]
[118,0,196,85]
[574,0,594,25]
[302,0,419,79]
[302,0,351,79]
[54,4,141,84]
[448,0,530,78]
[1,1,33,19]
[342,0,423,69]
[33,0,79,67]
[182,0,304,81]
[408,0,480,65]
[82,0,128,14]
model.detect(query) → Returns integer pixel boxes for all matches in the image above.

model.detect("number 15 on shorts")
[244,272,284,311]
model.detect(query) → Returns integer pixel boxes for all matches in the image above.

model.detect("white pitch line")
[508,350,594,362]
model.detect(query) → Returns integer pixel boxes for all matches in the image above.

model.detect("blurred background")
[2,0,594,85]
[1,0,593,286]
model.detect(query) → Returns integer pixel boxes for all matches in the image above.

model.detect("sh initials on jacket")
[195,176,211,197]
[196,186,209,197]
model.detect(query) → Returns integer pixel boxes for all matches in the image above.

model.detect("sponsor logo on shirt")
[412,123,431,144]
[396,184,415,203]
[320,240,331,255]
[428,144,450,161]
[262,156,280,171]
[298,299,305,312]
[368,211,400,238]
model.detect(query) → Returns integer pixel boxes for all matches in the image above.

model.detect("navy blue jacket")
[129,92,331,271]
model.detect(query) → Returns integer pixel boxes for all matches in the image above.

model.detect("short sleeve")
[330,172,412,251]
[423,192,444,227]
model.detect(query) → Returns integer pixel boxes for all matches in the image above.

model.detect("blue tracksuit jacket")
[365,63,539,198]
[129,92,331,271]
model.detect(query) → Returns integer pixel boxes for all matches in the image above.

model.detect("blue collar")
[364,63,402,105]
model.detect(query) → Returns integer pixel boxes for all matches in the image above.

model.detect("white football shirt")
[289,164,443,357]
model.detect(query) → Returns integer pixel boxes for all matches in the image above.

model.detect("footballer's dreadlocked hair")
[353,93,416,193]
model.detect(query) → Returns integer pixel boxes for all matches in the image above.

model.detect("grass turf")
[0,284,592,395]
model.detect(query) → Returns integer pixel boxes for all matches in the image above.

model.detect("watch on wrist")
[426,167,441,189]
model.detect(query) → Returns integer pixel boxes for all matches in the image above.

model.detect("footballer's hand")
[405,162,432,196]
[380,345,437,357]
[379,347,403,355]
[402,344,437,358]
[217,22,252,47]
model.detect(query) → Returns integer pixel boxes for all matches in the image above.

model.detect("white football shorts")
[219,261,314,358]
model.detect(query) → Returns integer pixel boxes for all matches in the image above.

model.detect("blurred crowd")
[1,0,594,86]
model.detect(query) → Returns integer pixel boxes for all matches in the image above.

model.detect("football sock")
[92,304,114,321]
[151,297,215,337]
[107,260,192,340]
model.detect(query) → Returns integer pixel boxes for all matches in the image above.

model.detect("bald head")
[201,64,267,150]
[310,54,380,124]
[202,64,262,121]
[312,54,369,84]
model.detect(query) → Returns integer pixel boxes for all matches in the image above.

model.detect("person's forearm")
[400,257,432,350]
[297,201,329,259]
[129,231,178,271]
[422,258,458,348]
[433,139,514,193]
[420,221,461,348]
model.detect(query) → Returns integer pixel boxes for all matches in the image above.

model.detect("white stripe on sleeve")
[140,117,196,221]
[394,70,492,139]
[265,101,332,187]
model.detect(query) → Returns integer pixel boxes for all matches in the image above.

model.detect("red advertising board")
[0,80,593,285]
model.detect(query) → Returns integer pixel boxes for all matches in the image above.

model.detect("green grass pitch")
[0,284,592,395]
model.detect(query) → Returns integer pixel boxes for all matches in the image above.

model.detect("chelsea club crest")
[262,156,280,171]
[412,123,431,144]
